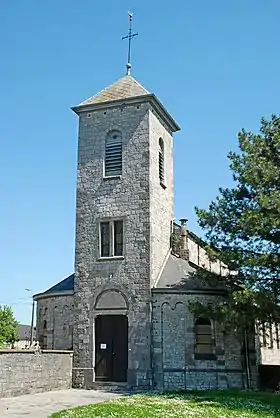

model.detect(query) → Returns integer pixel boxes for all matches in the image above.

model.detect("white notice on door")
[100,343,106,349]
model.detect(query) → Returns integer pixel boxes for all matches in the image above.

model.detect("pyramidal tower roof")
[72,74,180,132]
[71,12,180,131]
[77,74,149,107]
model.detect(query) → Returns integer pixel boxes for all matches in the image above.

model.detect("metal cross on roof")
[122,12,138,75]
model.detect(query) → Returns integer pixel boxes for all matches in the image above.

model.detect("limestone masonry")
[34,73,277,391]
[0,350,72,397]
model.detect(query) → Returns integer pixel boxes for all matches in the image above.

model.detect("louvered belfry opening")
[105,131,122,177]
[159,137,164,184]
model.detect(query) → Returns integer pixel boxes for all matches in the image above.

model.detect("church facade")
[34,73,258,390]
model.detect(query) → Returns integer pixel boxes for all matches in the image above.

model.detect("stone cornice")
[33,290,74,301]
[152,288,228,296]
[71,94,180,133]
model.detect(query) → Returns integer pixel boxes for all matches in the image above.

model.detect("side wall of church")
[149,110,174,286]
[152,292,258,390]
[257,323,280,365]
[36,295,74,350]
[188,237,229,276]
[173,224,229,276]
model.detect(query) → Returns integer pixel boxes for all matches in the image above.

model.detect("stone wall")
[0,350,73,397]
[74,102,153,389]
[149,109,174,286]
[36,294,74,349]
[173,224,229,276]
[151,291,258,390]
[257,323,280,365]
[261,346,280,365]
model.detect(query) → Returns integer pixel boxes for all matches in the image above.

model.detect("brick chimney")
[179,218,189,260]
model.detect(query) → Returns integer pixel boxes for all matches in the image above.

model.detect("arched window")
[69,325,73,350]
[195,317,213,355]
[42,320,48,349]
[159,138,165,185]
[62,306,70,340]
[105,130,122,177]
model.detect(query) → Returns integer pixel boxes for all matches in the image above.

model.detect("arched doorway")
[95,315,128,382]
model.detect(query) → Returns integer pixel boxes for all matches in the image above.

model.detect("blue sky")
[1,1,279,324]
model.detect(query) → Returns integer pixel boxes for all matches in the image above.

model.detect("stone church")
[34,70,258,390]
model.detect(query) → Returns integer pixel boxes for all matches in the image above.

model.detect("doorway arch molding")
[90,282,133,313]
[94,289,128,311]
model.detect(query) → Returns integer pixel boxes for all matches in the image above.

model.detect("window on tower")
[104,130,122,177]
[159,137,165,187]
[100,220,124,258]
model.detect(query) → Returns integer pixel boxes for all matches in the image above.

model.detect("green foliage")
[192,115,280,328]
[0,305,19,347]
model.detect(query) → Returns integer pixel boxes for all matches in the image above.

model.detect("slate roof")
[43,273,74,294]
[37,255,225,297]
[17,324,32,340]
[36,255,230,297]
[155,254,228,291]
[77,75,149,107]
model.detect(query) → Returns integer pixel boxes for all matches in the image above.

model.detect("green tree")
[0,305,19,347]
[190,115,280,330]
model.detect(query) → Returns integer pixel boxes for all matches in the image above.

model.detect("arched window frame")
[104,130,122,178]
[159,138,166,188]
[195,317,216,360]
[41,320,48,349]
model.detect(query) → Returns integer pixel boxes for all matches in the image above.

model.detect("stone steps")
[89,381,130,392]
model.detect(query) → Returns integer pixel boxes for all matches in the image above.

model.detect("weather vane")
[122,12,138,75]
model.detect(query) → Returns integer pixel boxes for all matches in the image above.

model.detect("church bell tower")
[72,15,180,389]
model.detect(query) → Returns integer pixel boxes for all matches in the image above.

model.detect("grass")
[51,390,280,418]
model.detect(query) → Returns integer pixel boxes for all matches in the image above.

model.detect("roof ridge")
[128,75,150,94]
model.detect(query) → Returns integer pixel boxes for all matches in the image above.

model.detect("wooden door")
[95,315,128,382]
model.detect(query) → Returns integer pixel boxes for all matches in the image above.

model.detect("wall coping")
[42,350,73,354]
[0,349,73,355]
[33,290,74,301]
[152,288,228,296]
[72,93,181,133]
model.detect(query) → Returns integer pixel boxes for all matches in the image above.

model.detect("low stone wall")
[0,349,73,397]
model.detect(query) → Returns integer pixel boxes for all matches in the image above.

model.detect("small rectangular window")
[195,318,213,354]
[269,322,273,349]
[159,151,164,183]
[276,323,280,349]
[100,220,124,257]
[159,138,165,186]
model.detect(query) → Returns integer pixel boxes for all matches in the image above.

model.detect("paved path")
[0,389,120,417]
